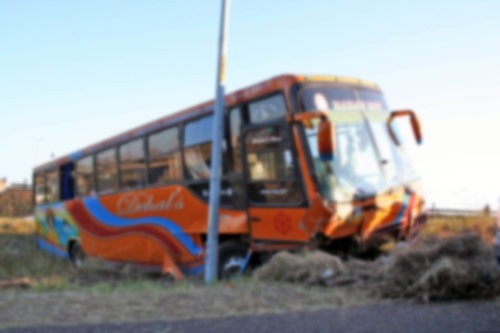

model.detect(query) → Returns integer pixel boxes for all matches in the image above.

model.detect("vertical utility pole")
[205,0,230,284]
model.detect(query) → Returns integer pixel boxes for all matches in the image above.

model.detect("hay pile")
[253,233,500,301]
[378,233,500,301]
[253,250,345,285]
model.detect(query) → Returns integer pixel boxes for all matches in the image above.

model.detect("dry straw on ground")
[0,217,35,235]
[254,233,500,301]
[253,251,345,285]
[379,233,500,301]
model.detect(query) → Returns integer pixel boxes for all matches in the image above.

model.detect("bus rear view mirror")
[318,119,336,162]
[289,111,336,162]
[387,109,423,146]
[291,110,328,129]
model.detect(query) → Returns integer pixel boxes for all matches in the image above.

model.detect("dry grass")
[0,234,171,291]
[1,215,499,329]
[422,214,496,244]
[255,232,500,302]
[0,235,69,283]
[0,280,371,329]
[2,213,499,302]
[0,217,35,235]
[0,237,371,329]
[378,233,500,301]
[253,251,345,284]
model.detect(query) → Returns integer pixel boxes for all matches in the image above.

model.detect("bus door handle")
[250,216,262,222]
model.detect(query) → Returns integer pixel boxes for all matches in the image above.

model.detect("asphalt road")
[2,301,500,333]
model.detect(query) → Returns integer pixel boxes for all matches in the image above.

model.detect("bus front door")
[242,123,310,243]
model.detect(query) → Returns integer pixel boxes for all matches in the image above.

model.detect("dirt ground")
[0,281,372,329]
[0,235,372,330]
[0,215,498,330]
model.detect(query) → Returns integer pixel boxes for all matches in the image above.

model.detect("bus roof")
[34,74,380,173]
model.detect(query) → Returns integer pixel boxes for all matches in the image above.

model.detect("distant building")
[0,178,7,194]
[11,182,30,190]
[0,179,32,217]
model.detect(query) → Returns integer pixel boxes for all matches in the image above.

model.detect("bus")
[33,74,426,279]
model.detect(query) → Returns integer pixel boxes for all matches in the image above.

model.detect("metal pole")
[205,0,230,284]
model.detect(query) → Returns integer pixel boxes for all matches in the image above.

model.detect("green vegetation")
[0,235,70,283]
[0,234,182,292]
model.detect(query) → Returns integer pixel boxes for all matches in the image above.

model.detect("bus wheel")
[69,241,85,268]
[218,241,249,280]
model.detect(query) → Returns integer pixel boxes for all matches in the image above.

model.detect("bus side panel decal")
[35,203,79,249]
[391,193,413,226]
[67,201,183,256]
[82,197,201,256]
[180,264,205,276]
[37,237,69,259]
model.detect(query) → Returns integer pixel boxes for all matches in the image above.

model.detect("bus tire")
[218,241,249,280]
[69,241,85,268]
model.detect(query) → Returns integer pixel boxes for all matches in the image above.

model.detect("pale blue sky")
[1,1,499,208]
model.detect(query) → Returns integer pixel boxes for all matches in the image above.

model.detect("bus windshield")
[300,86,418,202]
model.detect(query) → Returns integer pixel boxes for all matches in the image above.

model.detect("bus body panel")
[35,202,79,259]
[95,186,248,236]
[320,186,425,245]
[35,184,251,275]
[248,207,309,243]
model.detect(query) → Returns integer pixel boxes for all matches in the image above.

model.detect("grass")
[0,217,35,235]
[0,214,499,328]
[422,214,496,244]
[0,234,180,292]
[0,213,497,292]
[0,278,370,329]
[0,234,71,284]
[0,234,370,328]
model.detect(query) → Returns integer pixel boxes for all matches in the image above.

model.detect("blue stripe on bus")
[37,237,69,259]
[181,264,204,276]
[320,152,334,162]
[83,197,201,256]
[392,194,410,225]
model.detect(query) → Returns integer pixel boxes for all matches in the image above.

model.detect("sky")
[1,1,499,209]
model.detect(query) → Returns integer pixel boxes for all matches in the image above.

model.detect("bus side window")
[183,114,231,181]
[183,115,214,180]
[244,125,304,205]
[229,107,242,173]
[96,148,118,194]
[45,169,60,203]
[34,173,46,205]
[148,126,182,184]
[248,94,287,124]
[76,156,95,196]
[119,138,147,189]
[60,163,75,200]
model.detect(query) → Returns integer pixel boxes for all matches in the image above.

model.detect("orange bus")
[33,74,425,279]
